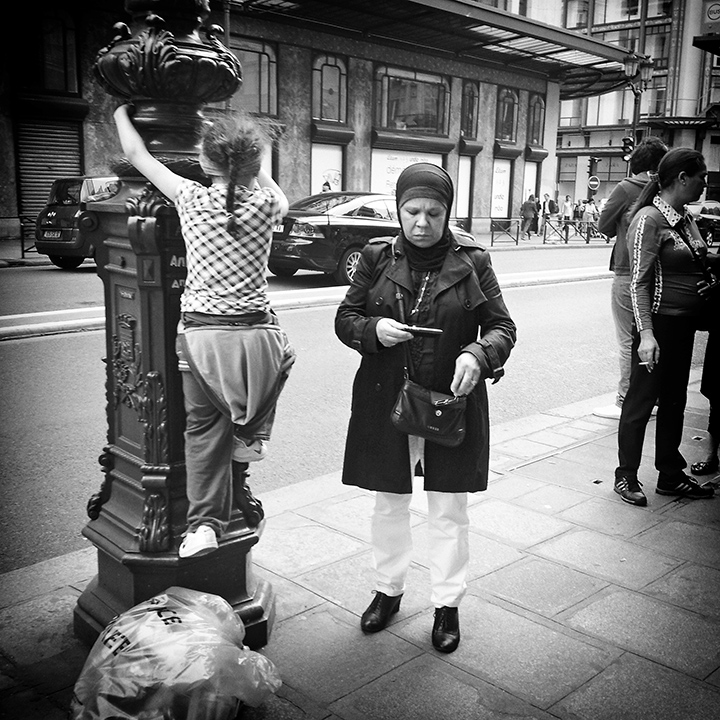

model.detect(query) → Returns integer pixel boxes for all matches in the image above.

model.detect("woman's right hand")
[376,318,413,347]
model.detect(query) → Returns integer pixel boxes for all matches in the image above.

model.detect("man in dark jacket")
[593,136,667,419]
[520,194,537,240]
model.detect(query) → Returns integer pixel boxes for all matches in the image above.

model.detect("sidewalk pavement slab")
[1,377,720,720]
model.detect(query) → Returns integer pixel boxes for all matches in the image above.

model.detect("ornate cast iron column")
[74,0,275,650]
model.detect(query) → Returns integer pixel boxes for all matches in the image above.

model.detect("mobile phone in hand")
[404,325,443,337]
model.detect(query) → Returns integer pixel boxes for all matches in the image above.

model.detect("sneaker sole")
[179,544,218,559]
[614,487,647,506]
[655,488,715,499]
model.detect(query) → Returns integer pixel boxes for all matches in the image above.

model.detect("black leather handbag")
[391,373,467,447]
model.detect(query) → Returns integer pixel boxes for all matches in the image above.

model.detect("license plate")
[43,230,61,239]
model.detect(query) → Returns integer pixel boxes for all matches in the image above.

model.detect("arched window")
[374,65,450,135]
[527,94,545,146]
[229,38,277,116]
[496,88,518,142]
[312,54,347,123]
[461,81,479,139]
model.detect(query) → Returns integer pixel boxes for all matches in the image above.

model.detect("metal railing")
[542,218,609,245]
[19,216,38,257]
[489,218,520,246]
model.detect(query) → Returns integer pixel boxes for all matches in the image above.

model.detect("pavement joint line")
[0,386,639,595]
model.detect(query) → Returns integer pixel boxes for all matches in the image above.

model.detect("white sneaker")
[179,524,218,558]
[233,438,267,463]
[593,403,622,420]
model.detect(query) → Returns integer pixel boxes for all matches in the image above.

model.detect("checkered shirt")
[176,179,283,314]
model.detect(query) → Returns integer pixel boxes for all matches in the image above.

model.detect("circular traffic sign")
[587,176,600,190]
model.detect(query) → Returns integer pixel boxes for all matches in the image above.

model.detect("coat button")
[375,296,383,305]
[464,299,472,308]
[375,383,382,392]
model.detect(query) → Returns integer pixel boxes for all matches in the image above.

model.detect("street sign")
[587,176,600,191]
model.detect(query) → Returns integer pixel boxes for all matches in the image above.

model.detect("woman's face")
[680,165,708,204]
[399,197,448,248]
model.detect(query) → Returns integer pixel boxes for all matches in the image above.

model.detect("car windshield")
[289,194,364,213]
[49,180,82,206]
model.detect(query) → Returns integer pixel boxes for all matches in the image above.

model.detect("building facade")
[557,0,720,204]
[2,1,652,240]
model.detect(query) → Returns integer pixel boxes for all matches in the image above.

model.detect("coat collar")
[385,234,474,295]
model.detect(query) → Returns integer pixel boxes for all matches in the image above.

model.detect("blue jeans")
[611,274,633,402]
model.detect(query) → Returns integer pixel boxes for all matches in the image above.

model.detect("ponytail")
[628,147,705,222]
[200,112,269,234]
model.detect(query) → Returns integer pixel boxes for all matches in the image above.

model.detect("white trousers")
[371,437,469,608]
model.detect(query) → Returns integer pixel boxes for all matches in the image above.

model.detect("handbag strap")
[675,219,717,285]
[391,238,414,376]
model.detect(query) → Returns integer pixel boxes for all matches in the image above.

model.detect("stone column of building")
[73,0,275,650]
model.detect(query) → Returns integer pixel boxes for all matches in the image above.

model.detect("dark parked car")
[35,176,120,269]
[269,192,400,284]
[688,199,720,247]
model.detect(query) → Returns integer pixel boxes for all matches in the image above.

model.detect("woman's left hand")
[451,352,482,396]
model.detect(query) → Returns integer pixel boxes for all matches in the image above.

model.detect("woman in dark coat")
[335,163,516,653]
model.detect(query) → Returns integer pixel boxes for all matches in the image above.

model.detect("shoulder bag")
[389,273,467,447]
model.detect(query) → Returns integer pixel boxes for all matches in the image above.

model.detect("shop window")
[527,94,545,146]
[496,87,518,142]
[374,65,449,135]
[229,38,277,116]
[461,81,479,139]
[312,54,347,123]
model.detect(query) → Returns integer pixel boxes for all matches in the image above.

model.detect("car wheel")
[49,255,84,270]
[334,247,363,284]
[267,262,298,277]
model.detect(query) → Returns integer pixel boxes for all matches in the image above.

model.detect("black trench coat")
[335,233,516,494]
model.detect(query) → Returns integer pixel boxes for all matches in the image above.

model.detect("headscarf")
[396,163,454,271]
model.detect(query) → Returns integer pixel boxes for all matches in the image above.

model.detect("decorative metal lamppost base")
[73,0,275,650]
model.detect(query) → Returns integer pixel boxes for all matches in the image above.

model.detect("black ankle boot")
[360,592,402,633]
[231,461,264,528]
[432,606,460,653]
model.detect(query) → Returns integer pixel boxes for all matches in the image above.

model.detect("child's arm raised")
[257,168,289,218]
[114,105,184,201]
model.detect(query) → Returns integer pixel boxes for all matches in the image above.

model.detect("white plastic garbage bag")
[70,586,281,720]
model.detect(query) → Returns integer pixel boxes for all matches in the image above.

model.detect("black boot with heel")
[360,592,402,633]
[432,606,460,653]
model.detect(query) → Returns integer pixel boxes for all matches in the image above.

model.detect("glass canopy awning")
[236,0,635,99]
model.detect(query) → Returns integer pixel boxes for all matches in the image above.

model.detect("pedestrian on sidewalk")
[114,105,296,557]
[614,148,716,506]
[335,163,516,653]
[593,136,667,419]
[691,328,720,477]
[561,194,574,241]
[539,192,558,237]
[519,194,537,240]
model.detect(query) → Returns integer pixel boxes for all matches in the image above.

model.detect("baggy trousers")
[178,324,295,536]
[617,313,698,479]
[371,436,470,608]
